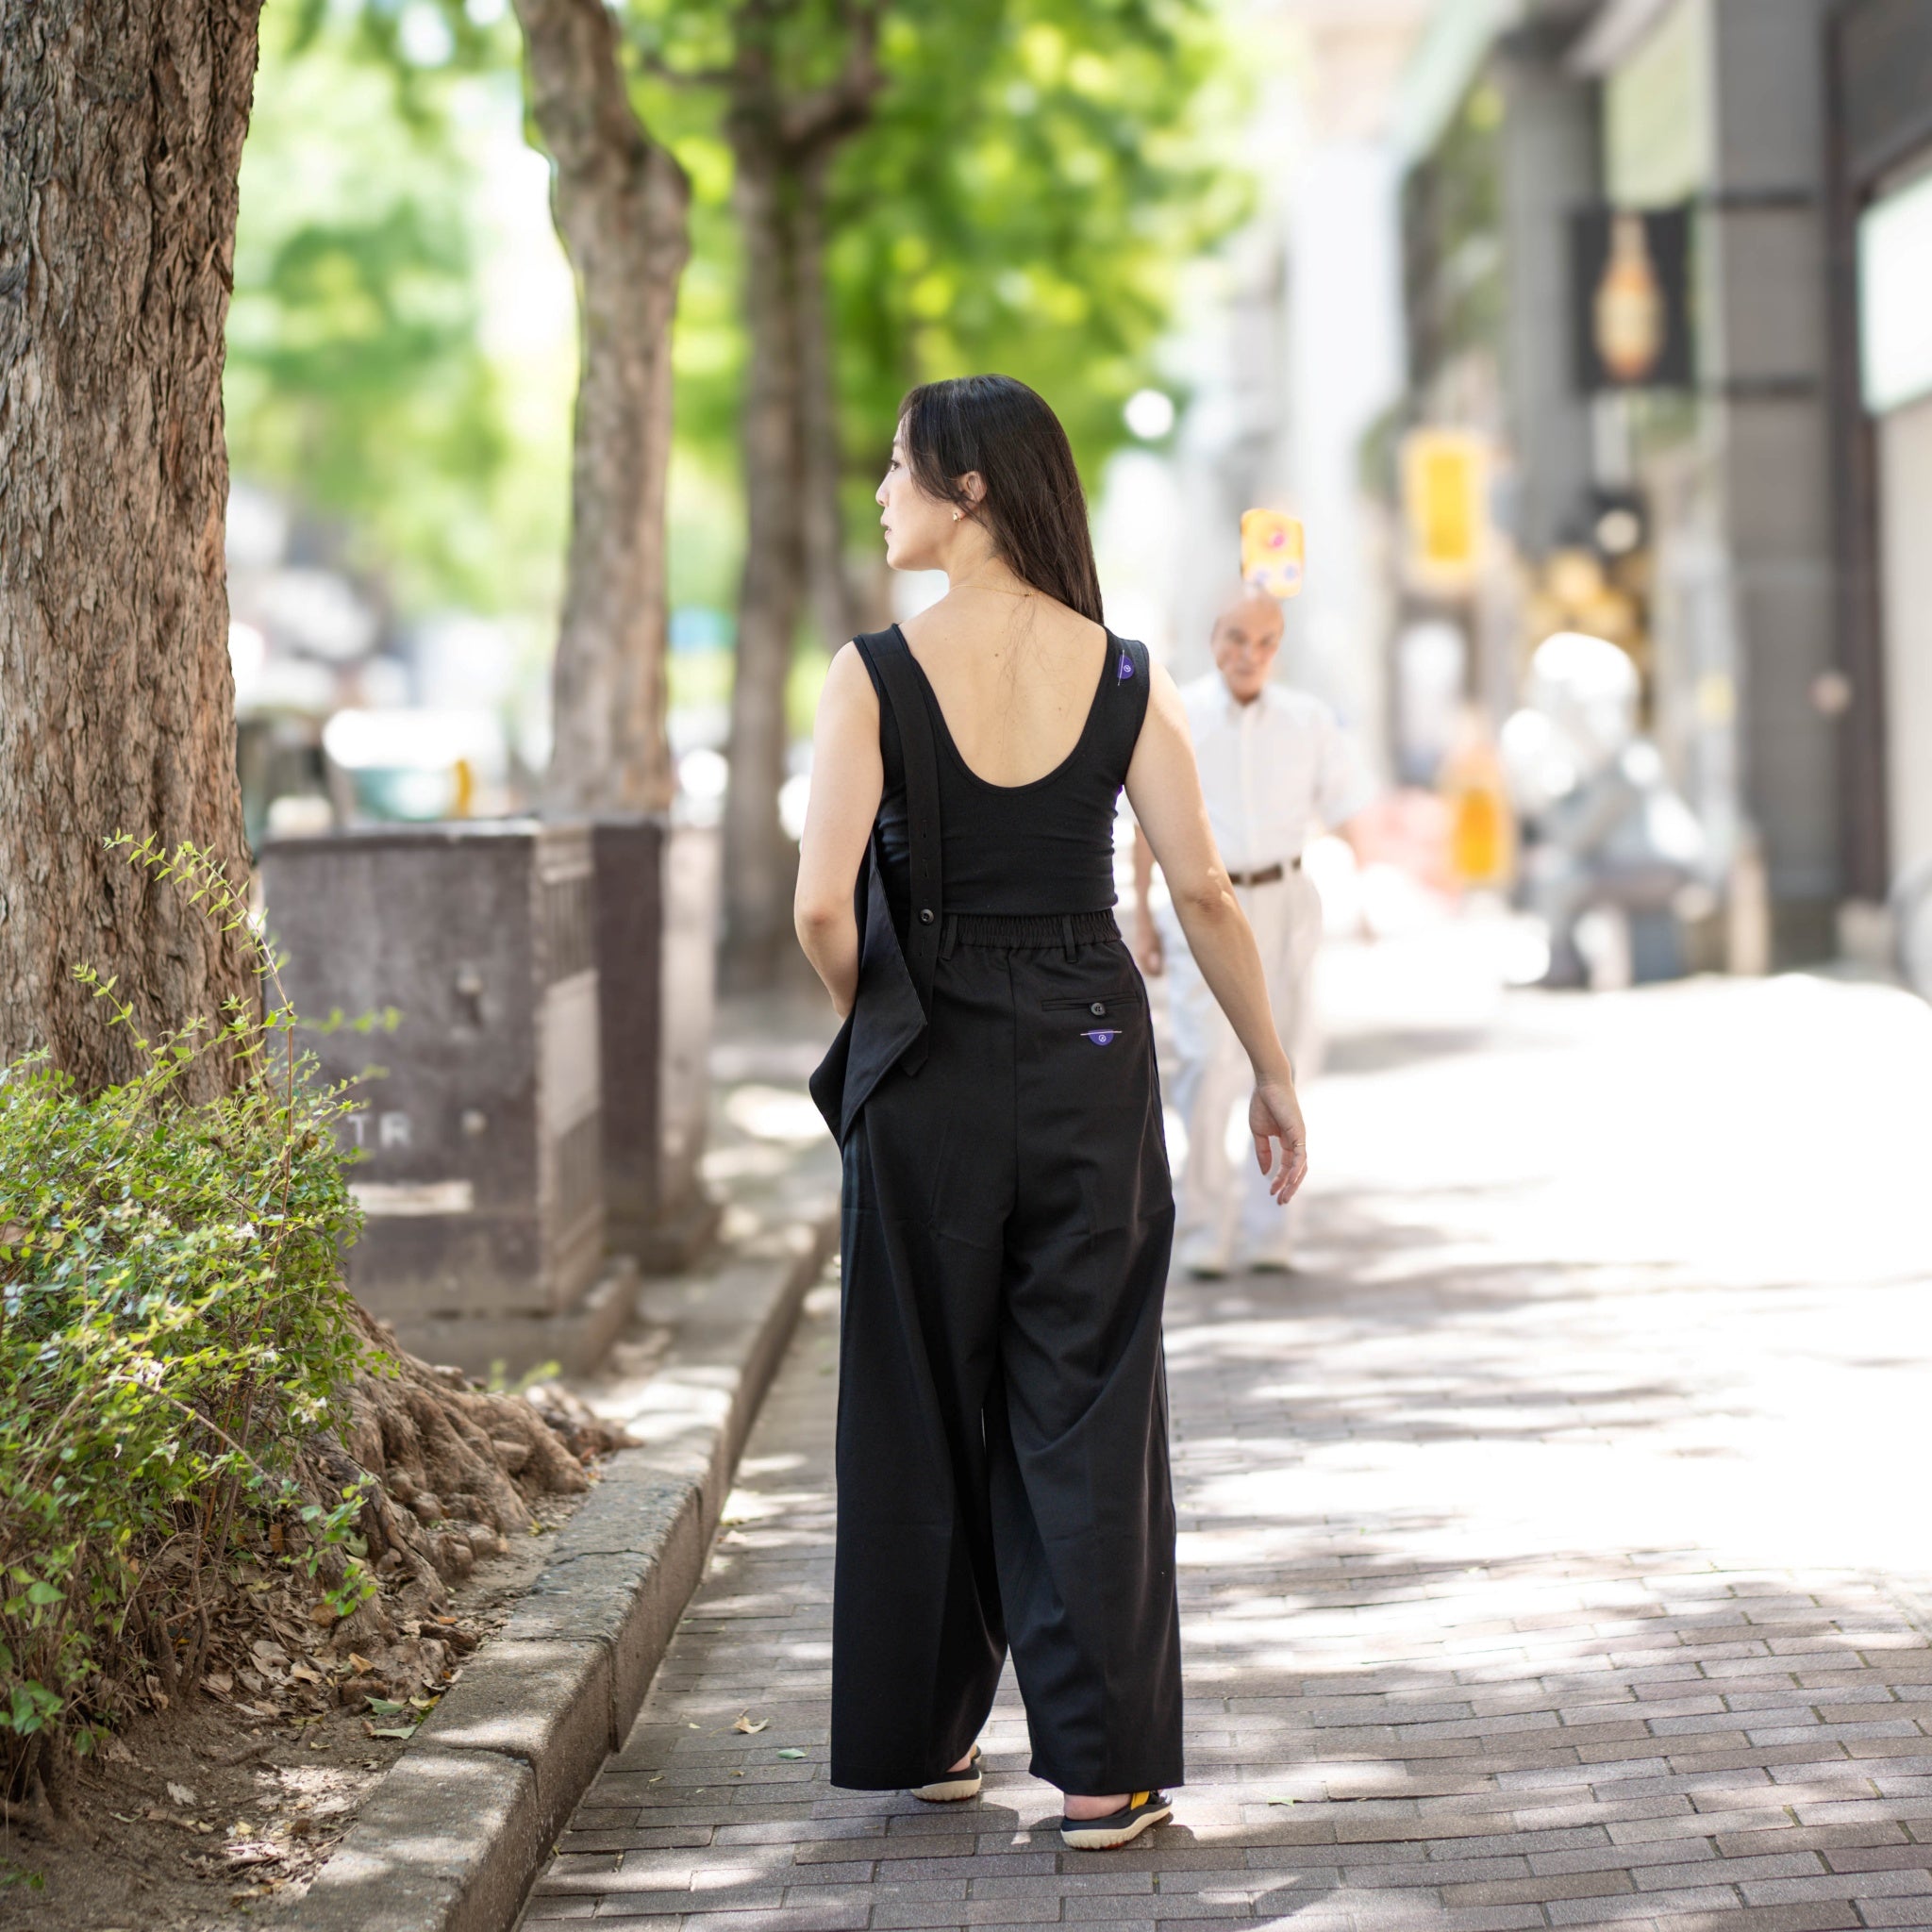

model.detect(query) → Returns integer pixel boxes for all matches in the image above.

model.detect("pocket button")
[1090,1001,1106,1016]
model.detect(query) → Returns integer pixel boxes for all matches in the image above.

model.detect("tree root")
[276,1304,631,1662]
[318,1307,625,1617]
[8,1306,630,1806]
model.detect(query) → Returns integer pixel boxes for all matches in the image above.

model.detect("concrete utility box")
[261,822,631,1375]
[591,817,721,1269]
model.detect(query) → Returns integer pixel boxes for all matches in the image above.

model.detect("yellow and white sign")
[1240,508,1306,598]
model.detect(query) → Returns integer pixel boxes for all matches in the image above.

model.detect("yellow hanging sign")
[1240,508,1306,598]
[1400,430,1489,596]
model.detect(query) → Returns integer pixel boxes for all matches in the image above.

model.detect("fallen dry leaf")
[348,1652,375,1675]
[732,1712,771,1735]
[166,1781,198,1807]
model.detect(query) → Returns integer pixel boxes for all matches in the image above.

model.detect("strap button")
[1091,1001,1106,1015]
[920,908,935,924]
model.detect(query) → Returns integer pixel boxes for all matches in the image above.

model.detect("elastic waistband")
[941,908,1121,953]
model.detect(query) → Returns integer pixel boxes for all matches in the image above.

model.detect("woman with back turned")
[795,375,1307,1850]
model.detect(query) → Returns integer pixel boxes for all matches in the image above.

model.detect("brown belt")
[1226,858,1298,888]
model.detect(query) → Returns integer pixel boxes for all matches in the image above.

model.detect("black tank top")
[859,623,1152,918]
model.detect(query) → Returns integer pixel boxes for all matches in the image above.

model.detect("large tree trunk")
[719,7,881,987]
[0,0,262,1094]
[514,0,690,815]
[721,137,806,983]
[793,152,859,657]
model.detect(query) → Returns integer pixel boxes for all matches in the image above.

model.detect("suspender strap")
[854,628,943,1073]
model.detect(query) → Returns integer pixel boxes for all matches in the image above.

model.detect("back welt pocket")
[1041,993,1142,1045]
[1041,994,1142,1015]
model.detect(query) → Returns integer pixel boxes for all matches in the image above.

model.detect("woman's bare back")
[900,591,1108,789]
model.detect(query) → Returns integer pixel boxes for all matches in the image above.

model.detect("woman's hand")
[1249,1079,1307,1204]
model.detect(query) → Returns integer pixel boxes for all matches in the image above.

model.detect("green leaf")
[775,1748,807,1759]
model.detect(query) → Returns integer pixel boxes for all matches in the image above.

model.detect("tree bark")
[721,128,807,981]
[719,8,880,983]
[793,151,860,657]
[0,0,263,1094]
[514,0,691,816]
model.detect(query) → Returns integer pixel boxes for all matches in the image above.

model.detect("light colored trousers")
[1158,870,1323,1266]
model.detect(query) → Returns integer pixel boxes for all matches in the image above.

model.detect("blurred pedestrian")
[796,376,1307,1850]
[1507,632,1707,988]
[1132,586,1374,1275]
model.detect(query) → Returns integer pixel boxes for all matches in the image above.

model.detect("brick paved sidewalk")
[523,970,1932,1932]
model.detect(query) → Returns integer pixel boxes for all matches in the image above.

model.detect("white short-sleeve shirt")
[1178,674,1374,874]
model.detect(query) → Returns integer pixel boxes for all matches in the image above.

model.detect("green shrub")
[0,838,371,1802]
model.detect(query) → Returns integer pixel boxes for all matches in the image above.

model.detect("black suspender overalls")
[811,627,1183,1797]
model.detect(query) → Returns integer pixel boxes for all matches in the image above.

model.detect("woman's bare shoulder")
[904,588,1103,649]
[1032,598,1108,655]
[818,639,881,717]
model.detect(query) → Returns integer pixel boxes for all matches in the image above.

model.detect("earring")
[952,509,961,522]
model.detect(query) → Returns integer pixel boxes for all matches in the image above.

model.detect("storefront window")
[1859,165,1932,415]
[1604,0,1711,207]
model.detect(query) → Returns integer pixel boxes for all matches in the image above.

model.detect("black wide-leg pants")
[829,913,1183,1795]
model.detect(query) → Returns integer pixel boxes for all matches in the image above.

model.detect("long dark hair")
[899,375,1104,625]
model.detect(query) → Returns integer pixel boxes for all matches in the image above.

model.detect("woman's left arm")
[794,642,885,1016]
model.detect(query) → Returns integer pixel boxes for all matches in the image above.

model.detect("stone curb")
[279,1205,840,1932]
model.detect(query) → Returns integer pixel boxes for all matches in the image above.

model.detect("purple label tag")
[1082,1028,1119,1046]
[1117,651,1134,682]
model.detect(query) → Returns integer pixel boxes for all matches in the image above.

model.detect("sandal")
[909,1743,983,1803]
[1058,1789,1173,1850]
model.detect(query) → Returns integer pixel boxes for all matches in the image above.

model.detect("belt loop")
[1060,914,1077,959]
[940,911,958,959]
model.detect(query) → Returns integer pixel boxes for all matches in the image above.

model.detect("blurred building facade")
[1384,0,1932,967]
[1096,0,1430,776]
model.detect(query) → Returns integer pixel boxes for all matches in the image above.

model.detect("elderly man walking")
[1132,586,1373,1275]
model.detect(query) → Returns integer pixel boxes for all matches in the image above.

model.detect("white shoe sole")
[910,1749,983,1802]
[1059,1800,1172,1850]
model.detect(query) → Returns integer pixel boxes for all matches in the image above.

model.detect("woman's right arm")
[1124,662,1307,1202]
[793,643,884,1017]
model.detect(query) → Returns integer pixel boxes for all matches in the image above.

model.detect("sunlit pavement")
[522,936,1932,1931]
